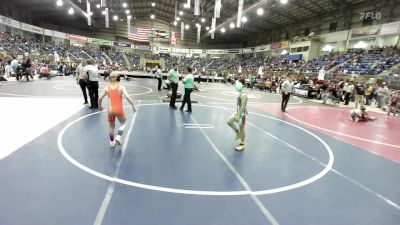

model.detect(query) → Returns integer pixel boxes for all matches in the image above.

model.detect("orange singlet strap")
[108,85,124,116]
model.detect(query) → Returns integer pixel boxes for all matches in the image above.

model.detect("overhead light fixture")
[122,2,127,8]
[229,22,235,29]
[220,27,226,33]
[56,0,63,7]
[201,18,205,23]
[150,14,155,19]
[206,26,210,30]
[96,4,100,8]
[185,24,189,30]
[242,16,248,23]
[125,10,130,14]
[179,11,184,16]
[113,15,118,20]
[195,23,200,27]
[68,7,74,15]
[151,2,156,7]
[184,3,189,8]
[176,17,181,21]
[173,21,177,26]
[89,12,93,16]
[280,0,288,4]
[101,10,106,15]
[127,15,132,19]
[257,8,264,15]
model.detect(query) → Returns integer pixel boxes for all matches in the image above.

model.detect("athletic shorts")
[108,112,125,123]
[241,115,246,125]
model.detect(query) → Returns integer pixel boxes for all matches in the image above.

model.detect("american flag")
[128,26,150,42]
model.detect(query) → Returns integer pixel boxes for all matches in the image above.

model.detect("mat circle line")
[57,103,334,196]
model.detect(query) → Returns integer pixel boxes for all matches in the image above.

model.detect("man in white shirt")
[76,60,88,105]
[84,59,99,109]
[155,65,162,91]
[281,76,294,113]
[344,81,355,105]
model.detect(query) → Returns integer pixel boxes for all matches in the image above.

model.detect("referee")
[75,60,88,105]
[168,64,179,109]
[84,59,100,109]
[281,76,294,113]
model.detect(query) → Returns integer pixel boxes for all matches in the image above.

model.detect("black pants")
[181,88,193,111]
[170,83,178,107]
[281,93,290,112]
[79,79,88,103]
[157,78,162,90]
[344,92,351,105]
[87,81,99,108]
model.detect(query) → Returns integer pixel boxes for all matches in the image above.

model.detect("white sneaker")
[115,135,122,146]
[110,140,116,148]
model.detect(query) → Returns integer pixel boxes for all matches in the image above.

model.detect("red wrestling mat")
[251,105,400,163]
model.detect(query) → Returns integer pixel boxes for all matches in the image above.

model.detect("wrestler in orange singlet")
[99,72,136,147]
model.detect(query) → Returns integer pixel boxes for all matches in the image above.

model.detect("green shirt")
[168,69,179,84]
[183,74,194,89]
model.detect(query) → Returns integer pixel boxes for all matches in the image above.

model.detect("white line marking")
[192,93,303,105]
[190,114,280,225]
[57,104,333,196]
[285,106,400,148]
[93,101,140,225]
[245,115,400,211]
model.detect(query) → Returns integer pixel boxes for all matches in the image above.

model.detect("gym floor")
[1,77,399,225]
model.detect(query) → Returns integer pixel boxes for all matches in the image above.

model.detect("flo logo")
[359,11,382,20]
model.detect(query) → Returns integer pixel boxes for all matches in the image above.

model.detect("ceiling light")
[185,24,189,30]
[151,2,156,7]
[150,14,155,19]
[242,16,248,23]
[96,4,100,8]
[56,0,63,7]
[201,18,205,23]
[184,3,189,8]
[176,17,181,21]
[113,15,118,20]
[257,8,264,15]
[280,0,288,4]
[89,12,93,16]
[206,26,210,30]
[122,2,127,8]
[125,10,130,14]
[101,10,106,15]
[220,27,226,33]
[229,22,235,29]
[127,15,132,19]
[173,21,177,26]
[195,23,200,27]
[68,7,74,15]
[179,11,184,16]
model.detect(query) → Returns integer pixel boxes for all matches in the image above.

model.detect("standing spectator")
[76,60,88,105]
[10,57,18,75]
[354,82,365,108]
[344,81,355,105]
[155,65,162,91]
[180,67,194,113]
[377,83,390,109]
[365,84,374,105]
[4,60,11,78]
[168,64,179,109]
[280,76,294,113]
[387,90,400,116]
[84,59,99,109]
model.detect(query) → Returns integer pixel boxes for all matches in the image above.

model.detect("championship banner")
[255,45,271,52]
[227,49,240,54]
[242,48,254,53]
[169,31,179,45]
[21,22,43,34]
[271,42,281,49]
[112,41,132,48]
[0,15,20,29]
[351,25,381,38]
[69,34,89,42]
[181,22,185,41]
[280,41,289,49]
[90,38,112,46]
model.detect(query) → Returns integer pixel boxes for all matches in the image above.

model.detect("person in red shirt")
[99,72,136,147]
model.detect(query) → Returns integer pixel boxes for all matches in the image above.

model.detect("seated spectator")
[38,64,50,79]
